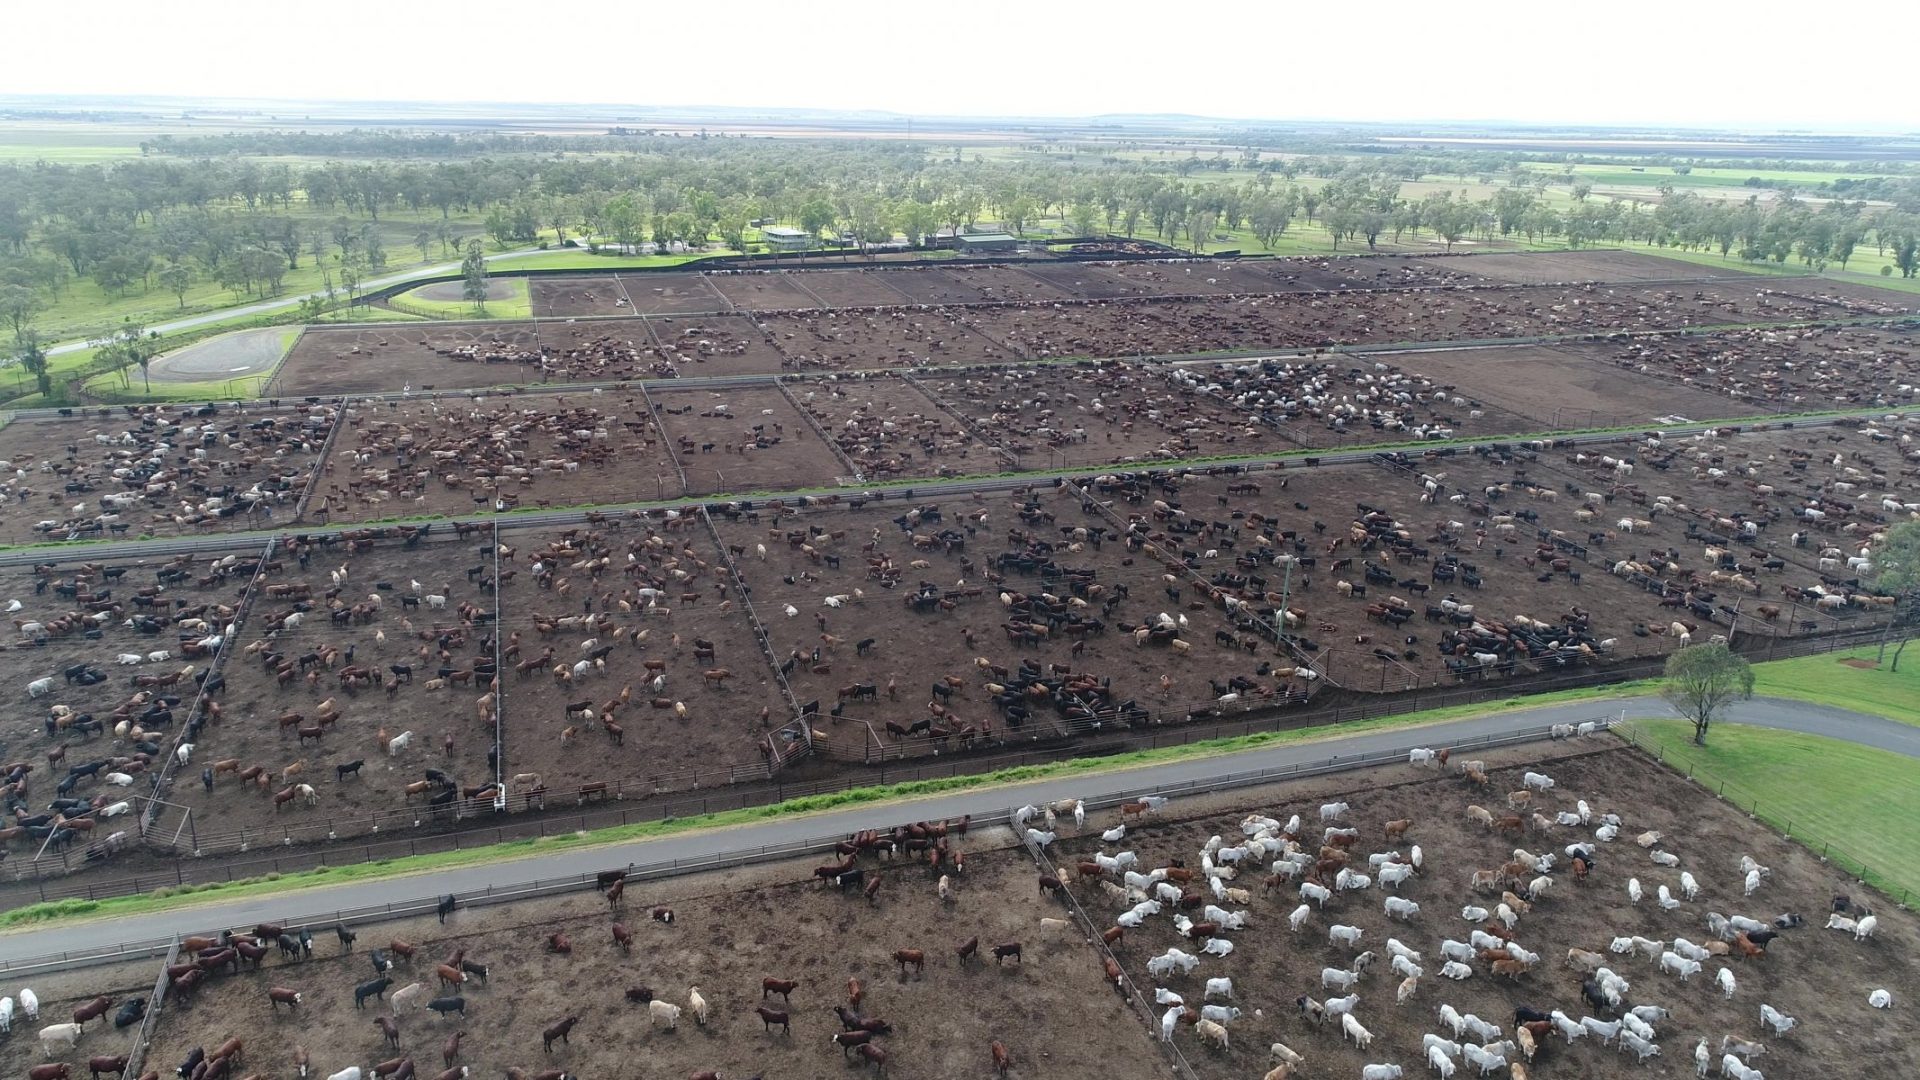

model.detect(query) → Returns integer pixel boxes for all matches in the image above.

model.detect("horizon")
[5,0,1917,132]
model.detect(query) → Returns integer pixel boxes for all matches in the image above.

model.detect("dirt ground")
[138,843,1159,1080]
[274,326,544,397]
[757,309,1020,369]
[648,387,849,495]
[704,270,826,311]
[1603,324,1920,410]
[313,392,677,523]
[783,268,917,307]
[1190,356,1545,449]
[790,375,1009,479]
[0,552,248,859]
[0,958,157,1080]
[646,315,794,376]
[1368,345,1743,430]
[527,277,629,318]
[614,273,729,315]
[1426,250,1760,285]
[492,522,791,793]
[918,362,1297,469]
[163,535,500,850]
[711,485,1297,760]
[0,407,327,546]
[1053,742,1920,1080]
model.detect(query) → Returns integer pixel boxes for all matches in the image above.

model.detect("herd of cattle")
[0,403,330,543]
[1014,745,1896,1080]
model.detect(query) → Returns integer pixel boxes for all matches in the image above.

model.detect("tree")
[159,262,194,308]
[96,319,162,393]
[1662,642,1754,746]
[415,228,434,263]
[1188,209,1216,255]
[461,239,489,312]
[0,281,44,344]
[13,328,51,400]
[1872,521,1920,670]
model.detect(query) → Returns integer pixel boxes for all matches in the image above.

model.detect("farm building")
[759,225,813,250]
[955,231,1019,253]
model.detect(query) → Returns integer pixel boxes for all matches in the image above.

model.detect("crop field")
[0,405,330,546]
[1052,742,1920,1080]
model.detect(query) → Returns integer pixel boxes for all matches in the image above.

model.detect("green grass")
[0,679,1649,929]
[387,277,533,320]
[1747,646,1920,728]
[498,249,732,271]
[1625,720,1920,902]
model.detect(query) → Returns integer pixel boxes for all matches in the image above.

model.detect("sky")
[4,0,1916,131]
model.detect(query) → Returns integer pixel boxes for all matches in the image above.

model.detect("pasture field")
[1626,720,1920,902]
[1053,741,1920,1080]
[1745,649,1920,729]
[137,842,1155,1080]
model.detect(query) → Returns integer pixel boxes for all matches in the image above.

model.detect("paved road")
[38,248,550,358]
[0,692,1906,964]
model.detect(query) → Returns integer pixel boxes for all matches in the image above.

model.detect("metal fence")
[0,718,1611,975]
[1612,723,1914,909]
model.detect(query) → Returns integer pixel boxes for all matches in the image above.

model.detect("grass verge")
[1624,719,1920,903]
[386,277,533,320]
[1747,646,1920,728]
[0,680,1645,931]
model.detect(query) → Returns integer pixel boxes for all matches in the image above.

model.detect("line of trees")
[7,138,1920,388]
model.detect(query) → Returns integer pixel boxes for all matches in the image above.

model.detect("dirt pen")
[1048,740,1920,1080]
[0,405,329,546]
[60,735,1920,1080]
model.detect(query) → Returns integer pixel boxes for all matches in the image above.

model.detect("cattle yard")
[17,741,1916,1080]
[0,405,331,546]
[489,520,793,795]
[4,247,1917,878]
[10,408,1915,861]
[313,393,673,521]
[257,250,1913,400]
[1049,741,1919,1080]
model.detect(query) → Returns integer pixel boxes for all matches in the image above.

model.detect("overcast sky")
[6,0,1915,131]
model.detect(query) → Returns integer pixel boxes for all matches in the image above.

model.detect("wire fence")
[0,718,1611,976]
[1612,723,1914,909]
